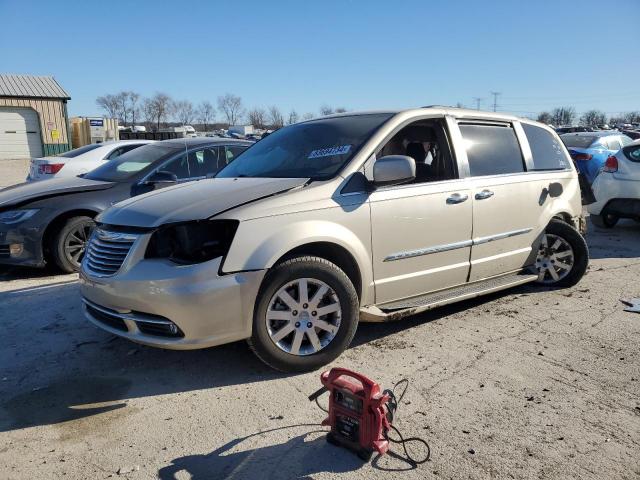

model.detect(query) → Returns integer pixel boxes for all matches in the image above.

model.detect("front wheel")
[51,216,95,273]
[534,219,589,288]
[248,255,359,372]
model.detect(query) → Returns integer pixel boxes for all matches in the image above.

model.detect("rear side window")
[560,135,597,148]
[459,123,524,176]
[522,123,569,171]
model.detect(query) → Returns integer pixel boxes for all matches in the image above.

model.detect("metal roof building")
[0,74,72,160]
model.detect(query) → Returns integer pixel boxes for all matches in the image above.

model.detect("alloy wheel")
[265,278,342,356]
[535,233,575,284]
[64,221,93,268]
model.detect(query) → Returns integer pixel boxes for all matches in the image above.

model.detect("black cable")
[384,424,431,465]
[315,395,328,413]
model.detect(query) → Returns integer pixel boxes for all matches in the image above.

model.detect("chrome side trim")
[383,240,472,262]
[82,298,174,325]
[473,228,533,245]
[383,227,533,262]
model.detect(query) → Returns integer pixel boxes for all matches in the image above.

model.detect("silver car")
[80,107,589,372]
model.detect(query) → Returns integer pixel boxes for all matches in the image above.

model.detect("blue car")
[561,132,633,183]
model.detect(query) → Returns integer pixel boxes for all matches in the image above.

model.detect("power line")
[490,92,501,112]
[472,97,482,110]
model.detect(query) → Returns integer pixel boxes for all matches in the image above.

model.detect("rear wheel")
[590,212,618,228]
[535,219,588,288]
[51,216,95,273]
[248,255,359,372]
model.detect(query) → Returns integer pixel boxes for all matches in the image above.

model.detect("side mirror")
[145,170,178,185]
[372,155,416,187]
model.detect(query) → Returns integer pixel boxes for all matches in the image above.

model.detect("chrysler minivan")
[80,107,588,372]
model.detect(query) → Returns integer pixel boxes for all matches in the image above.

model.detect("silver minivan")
[80,107,588,372]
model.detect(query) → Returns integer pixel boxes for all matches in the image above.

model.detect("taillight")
[603,155,618,173]
[38,163,65,175]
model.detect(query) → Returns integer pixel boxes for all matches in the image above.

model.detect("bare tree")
[268,106,284,129]
[197,101,215,132]
[247,107,267,129]
[335,107,347,113]
[302,112,315,121]
[127,91,141,126]
[141,93,174,130]
[174,100,196,125]
[217,93,244,126]
[623,111,640,124]
[319,105,334,116]
[580,110,606,127]
[551,107,576,126]
[96,94,121,120]
[287,109,299,125]
[536,111,553,124]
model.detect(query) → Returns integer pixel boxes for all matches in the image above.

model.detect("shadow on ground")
[586,218,640,260]
[156,424,418,479]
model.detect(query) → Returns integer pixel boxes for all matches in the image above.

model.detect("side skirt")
[359,270,538,323]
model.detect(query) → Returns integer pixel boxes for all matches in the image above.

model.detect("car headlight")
[145,220,239,264]
[0,209,39,225]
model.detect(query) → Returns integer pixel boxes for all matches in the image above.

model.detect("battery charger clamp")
[309,368,430,464]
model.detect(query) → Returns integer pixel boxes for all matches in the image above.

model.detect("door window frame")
[359,114,466,193]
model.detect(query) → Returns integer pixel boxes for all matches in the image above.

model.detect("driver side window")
[160,153,191,179]
[377,119,457,184]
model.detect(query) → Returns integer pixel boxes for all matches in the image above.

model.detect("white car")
[27,140,155,182]
[588,138,640,227]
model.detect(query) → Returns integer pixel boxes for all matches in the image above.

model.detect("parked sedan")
[560,132,633,184]
[0,138,251,272]
[27,140,155,182]
[588,138,640,227]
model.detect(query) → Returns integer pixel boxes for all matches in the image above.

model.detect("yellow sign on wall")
[51,129,60,140]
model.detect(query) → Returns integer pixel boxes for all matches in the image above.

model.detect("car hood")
[99,177,308,228]
[0,176,115,209]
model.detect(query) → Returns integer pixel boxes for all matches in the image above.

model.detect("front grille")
[85,302,128,331]
[0,245,9,258]
[84,229,138,276]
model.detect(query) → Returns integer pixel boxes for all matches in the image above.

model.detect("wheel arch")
[272,242,363,302]
[42,208,99,259]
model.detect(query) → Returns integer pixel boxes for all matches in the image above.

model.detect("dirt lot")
[0,172,639,479]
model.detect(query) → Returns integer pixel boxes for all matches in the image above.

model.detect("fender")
[223,217,375,306]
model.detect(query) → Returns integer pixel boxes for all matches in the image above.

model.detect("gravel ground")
[0,169,639,479]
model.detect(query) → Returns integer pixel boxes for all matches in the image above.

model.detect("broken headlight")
[145,220,239,264]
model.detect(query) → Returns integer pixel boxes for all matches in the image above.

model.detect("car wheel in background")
[248,255,359,372]
[51,216,95,273]
[535,219,589,288]
[590,212,619,229]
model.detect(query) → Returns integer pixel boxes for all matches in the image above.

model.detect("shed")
[0,74,71,160]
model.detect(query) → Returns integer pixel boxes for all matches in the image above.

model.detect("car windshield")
[560,135,597,148]
[85,144,179,182]
[216,113,393,180]
[58,143,103,158]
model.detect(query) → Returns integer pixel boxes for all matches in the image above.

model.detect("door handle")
[475,189,494,200]
[446,193,469,204]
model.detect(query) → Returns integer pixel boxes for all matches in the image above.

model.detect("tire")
[51,216,95,273]
[248,255,359,372]
[534,219,589,288]
[590,212,618,229]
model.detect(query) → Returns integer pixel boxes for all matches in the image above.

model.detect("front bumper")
[79,255,266,349]
[0,222,46,267]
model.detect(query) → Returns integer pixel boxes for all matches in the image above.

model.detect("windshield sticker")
[308,145,351,159]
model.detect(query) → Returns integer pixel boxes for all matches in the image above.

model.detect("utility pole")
[472,97,482,110]
[490,91,501,112]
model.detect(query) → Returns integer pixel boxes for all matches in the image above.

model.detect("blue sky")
[1,0,639,119]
